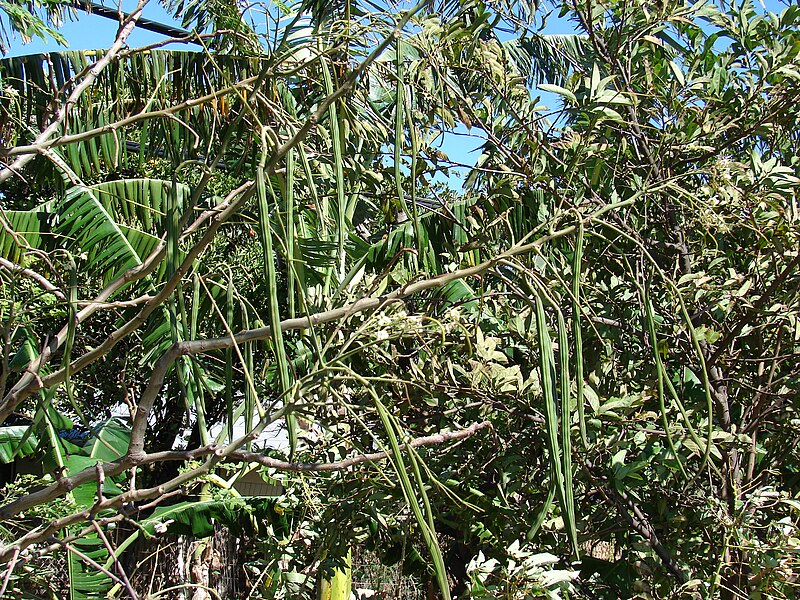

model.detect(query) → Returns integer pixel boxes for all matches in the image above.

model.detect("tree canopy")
[0,0,799,597]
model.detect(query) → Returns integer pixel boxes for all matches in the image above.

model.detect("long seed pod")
[527,482,556,541]
[225,274,234,444]
[176,277,209,445]
[242,302,255,451]
[371,393,451,600]
[285,147,296,318]
[189,272,210,445]
[643,284,689,480]
[534,294,575,553]
[557,310,579,556]
[256,165,297,458]
[394,38,410,226]
[321,58,347,280]
[572,222,588,447]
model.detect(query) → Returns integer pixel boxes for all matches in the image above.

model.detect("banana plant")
[0,408,129,599]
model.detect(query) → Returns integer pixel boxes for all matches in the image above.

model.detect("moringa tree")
[0,0,798,598]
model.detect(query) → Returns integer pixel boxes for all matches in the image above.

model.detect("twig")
[64,542,128,589]
[605,487,688,584]
[0,421,491,559]
[94,463,105,506]
[228,421,492,472]
[0,489,180,570]
[0,546,19,597]
[91,521,139,600]
[707,253,800,368]
[0,258,66,300]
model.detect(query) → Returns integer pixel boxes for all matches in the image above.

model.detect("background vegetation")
[0,0,798,597]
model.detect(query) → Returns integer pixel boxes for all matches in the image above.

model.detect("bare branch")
[0,257,66,300]
[0,547,19,597]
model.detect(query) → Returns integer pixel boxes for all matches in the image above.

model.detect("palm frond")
[504,33,592,86]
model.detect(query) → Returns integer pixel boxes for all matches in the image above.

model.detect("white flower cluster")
[466,540,578,599]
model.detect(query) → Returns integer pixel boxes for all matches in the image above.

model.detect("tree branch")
[605,487,689,584]
[0,257,66,300]
[0,421,491,560]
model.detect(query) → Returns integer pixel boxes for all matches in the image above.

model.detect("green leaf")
[82,417,130,462]
[538,83,577,104]
[68,531,115,600]
[0,426,39,463]
[140,499,244,538]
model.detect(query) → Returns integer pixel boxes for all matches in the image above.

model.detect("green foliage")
[0,0,799,598]
[0,425,38,462]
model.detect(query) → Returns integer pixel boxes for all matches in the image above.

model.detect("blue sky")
[5,0,586,55]
[7,0,790,56]
[3,0,791,183]
[5,1,190,55]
